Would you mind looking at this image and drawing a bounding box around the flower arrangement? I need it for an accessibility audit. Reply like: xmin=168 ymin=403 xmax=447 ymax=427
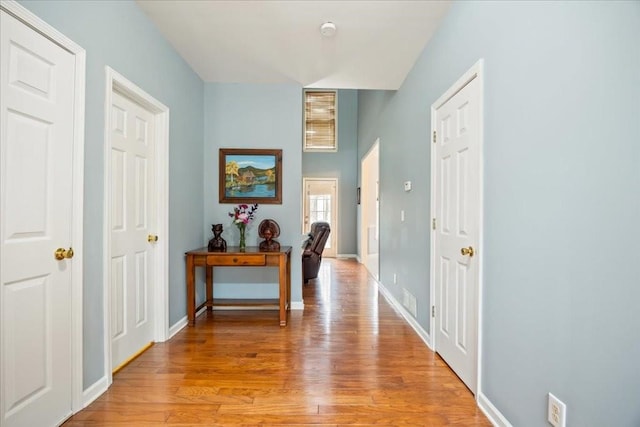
xmin=228 ymin=204 xmax=258 ymax=250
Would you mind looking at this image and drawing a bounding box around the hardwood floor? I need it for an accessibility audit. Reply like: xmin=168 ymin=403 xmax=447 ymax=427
xmin=64 ymin=258 xmax=491 ymax=426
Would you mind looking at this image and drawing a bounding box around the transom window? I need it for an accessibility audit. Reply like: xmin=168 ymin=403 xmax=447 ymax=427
xmin=304 ymin=90 xmax=337 ymax=152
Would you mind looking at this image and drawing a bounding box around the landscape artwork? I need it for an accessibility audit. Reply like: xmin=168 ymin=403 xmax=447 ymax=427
xmin=219 ymin=148 xmax=283 ymax=204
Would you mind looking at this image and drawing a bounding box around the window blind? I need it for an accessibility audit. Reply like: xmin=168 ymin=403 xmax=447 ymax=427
xmin=304 ymin=91 xmax=336 ymax=151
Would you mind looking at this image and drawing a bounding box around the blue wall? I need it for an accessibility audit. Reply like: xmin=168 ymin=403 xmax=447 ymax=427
xmin=203 ymin=83 xmax=303 ymax=303
xmin=358 ymin=1 xmax=640 ymax=425
xmin=19 ymin=0 xmax=205 ymax=388
xmin=302 ymin=89 xmax=358 ymax=255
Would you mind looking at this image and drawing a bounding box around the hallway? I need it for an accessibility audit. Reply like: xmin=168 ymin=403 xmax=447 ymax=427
xmin=64 ymin=259 xmax=490 ymax=425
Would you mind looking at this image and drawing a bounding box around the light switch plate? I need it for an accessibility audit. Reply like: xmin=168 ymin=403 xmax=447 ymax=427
xmin=404 ymin=181 xmax=412 ymax=192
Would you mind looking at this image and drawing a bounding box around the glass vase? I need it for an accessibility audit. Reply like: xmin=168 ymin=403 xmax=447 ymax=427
xmin=238 ymin=225 xmax=246 ymax=251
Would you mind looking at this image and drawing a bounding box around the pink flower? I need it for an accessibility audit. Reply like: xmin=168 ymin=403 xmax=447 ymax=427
xmin=228 ymin=204 xmax=258 ymax=228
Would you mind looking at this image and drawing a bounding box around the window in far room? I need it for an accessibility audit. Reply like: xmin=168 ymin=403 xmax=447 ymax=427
xmin=304 ymin=90 xmax=337 ymax=152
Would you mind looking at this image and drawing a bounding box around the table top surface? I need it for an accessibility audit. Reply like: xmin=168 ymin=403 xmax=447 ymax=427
xmin=186 ymin=246 xmax=292 ymax=255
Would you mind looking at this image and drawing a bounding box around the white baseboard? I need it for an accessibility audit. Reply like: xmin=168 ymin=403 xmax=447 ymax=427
xmin=377 ymin=281 xmax=433 ymax=350
xmin=168 ymin=306 xmax=207 ymax=339
xmin=82 ymin=375 xmax=109 ymax=408
xmin=377 ymin=279 xmax=510 ymax=427
xmin=478 ymin=392 xmax=512 ymax=427
xmin=168 ymin=302 xmax=303 ymax=337
xmin=337 ymin=253 xmax=357 ymax=259
xmin=168 ymin=316 xmax=187 ymax=339
xmin=208 ymin=301 xmax=304 ymax=311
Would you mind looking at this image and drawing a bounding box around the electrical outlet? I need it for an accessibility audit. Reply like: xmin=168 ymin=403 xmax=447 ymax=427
xmin=400 ymin=210 xmax=405 ymax=222
xmin=548 ymin=393 xmax=566 ymax=427
xmin=393 ymin=273 xmax=397 ymax=284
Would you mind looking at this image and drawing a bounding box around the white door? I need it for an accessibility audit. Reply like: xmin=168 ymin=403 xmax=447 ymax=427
xmin=303 ymin=178 xmax=337 ymax=257
xmin=432 ymin=71 xmax=481 ymax=393
xmin=360 ymin=141 xmax=379 ymax=280
xmin=1 ymin=10 xmax=75 ymax=426
xmin=109 ymin=90 xmax=156 ymax=370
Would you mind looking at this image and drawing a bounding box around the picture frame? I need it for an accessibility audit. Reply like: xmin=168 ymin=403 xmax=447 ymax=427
xmin=219 ymin=148 xmax=283 ymax=204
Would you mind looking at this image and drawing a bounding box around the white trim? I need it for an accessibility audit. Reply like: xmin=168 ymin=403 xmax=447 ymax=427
xmin=0 ymin=0 xmax=86 ymax=414
xmin=81 ymin=376 xmax=109 ymax=408
xmin=168 ymin=305 xmax=207 ymax=339
xmin=475 ymin=60 xmax=486 ymax=401
xmin=430 ymin=59 xmax=484 ymax=394
xmin=336 ymin=253 xmax=357 ymax=259
xmin=168 ymin=301 xmax=304 ymax=339
xmin=103 ymin=67 xmax=170 ymax=388
xmin=169 ymin=317 xmax=189 ymax=339
xmin=377 ymin=280 xmax=433 ymax=350
xmin=478 ymin=392 xmax=513 ymax=427
xmin=303 ymin=89 xmax=338 ymax=153
xmin=208 ymin=301 xmax=305 ymax=312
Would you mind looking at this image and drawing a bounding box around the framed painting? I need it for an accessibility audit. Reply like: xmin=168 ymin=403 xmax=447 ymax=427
xmin=219 ymin=148 xmax=283 ymax=204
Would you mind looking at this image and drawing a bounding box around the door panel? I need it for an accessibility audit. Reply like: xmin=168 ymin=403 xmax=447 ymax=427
xmin=110 ymin=91 xmax=156 ymax=369
xmin=1 ymin=10 xmax=75 ymax=426
xmin=434 ymin=76 xmax=480 ymax=393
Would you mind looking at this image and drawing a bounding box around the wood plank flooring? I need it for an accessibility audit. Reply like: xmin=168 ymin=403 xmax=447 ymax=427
xmin=64 ymin=258 xmax=491 ymax=426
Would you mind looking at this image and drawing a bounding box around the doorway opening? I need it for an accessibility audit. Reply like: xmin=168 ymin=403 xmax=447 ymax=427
xmin=430 ymin=60 xmax=484 ymax=394
xmin=303 ymin=177 xmax=338 ymax=258
xmin=360 ymin=140 xmax=379 ymax=280
xmin=0 ymin=2 xmax=86 ymax=424
xmin=103 ymin=67 xmax=169 ymax=384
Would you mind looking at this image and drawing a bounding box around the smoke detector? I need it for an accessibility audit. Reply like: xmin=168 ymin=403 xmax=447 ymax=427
xmin=320 ymin=22 xmax=337 ymax=37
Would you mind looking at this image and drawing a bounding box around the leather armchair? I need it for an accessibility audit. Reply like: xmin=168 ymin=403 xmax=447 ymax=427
xmin=302 ymin=222 xmax=331 ymax=283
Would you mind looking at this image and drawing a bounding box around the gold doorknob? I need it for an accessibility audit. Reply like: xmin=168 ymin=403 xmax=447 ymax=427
xmin=148 ymin=235 xmax=158 ymax=243
xmin=54 ymin=247 xmax=74 ymax=260
xmin=461 ymin=246 xmax=475 ymax=257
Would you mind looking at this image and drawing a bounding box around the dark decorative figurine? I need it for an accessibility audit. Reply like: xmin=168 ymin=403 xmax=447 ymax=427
xmin=207 ymin=224 xmax=227 ymax=252
xmin=258 ymin=219 xmax=281 ymax=251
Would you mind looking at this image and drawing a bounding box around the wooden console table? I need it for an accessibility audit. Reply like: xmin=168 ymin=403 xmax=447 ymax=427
xmin=185 ymin=246 xmax=292 ymax=326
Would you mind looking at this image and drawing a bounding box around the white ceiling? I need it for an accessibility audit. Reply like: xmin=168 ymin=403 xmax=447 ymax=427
xmin=135 ymin=0 xmax=451 ymax=90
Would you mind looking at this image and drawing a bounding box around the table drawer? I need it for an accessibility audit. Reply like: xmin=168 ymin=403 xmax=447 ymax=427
xmin=207 ymin=254 xmax=266 ymax=266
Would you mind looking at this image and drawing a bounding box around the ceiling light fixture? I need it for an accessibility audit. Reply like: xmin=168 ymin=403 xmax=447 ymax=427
xmin=320 ymin=22 xmax=337 ymax=38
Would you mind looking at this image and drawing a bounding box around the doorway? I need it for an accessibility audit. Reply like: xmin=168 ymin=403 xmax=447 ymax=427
xmin=103 ymin=68 xmax=169 ymax=380
xmin=303 ymin=178 xmax=338 ymax=258
xmin=430 ymin=60 xmax=484 ymax=394
xmin=360 ymin=141 xmax=379 ymax=280
xmin=0 ymin=3 xmax=85 ymax=425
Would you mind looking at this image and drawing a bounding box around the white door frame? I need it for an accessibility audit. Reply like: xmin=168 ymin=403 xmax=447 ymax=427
xmin=429 ymin=59 xmax=484 ymax=396
xmin=103 ymin=67 xmax=169 ymax=384
xmin=0 ymin=0 xmax=85 ymax=413
xmin=359 ymin=139 xmax=379 ymax=279
xmin=302 ymin=177 xmax=339 ymax=257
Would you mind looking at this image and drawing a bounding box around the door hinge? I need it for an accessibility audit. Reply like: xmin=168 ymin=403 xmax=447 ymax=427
xmin=432 ymin=218 xmax=436 ymax=230
xmin=432 ymin=305 xmax=436 ymax=317
xmin=432 ymin=130 xmax=436 ymax=144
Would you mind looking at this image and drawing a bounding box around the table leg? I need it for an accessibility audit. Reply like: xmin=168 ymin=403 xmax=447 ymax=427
xmin=279 ymin=253 xmax=287 ymax=326
xmin=206 ymin=266 xmax=213 ymax=311
xmin=186 ymin=254 xmax=195 ymax=326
